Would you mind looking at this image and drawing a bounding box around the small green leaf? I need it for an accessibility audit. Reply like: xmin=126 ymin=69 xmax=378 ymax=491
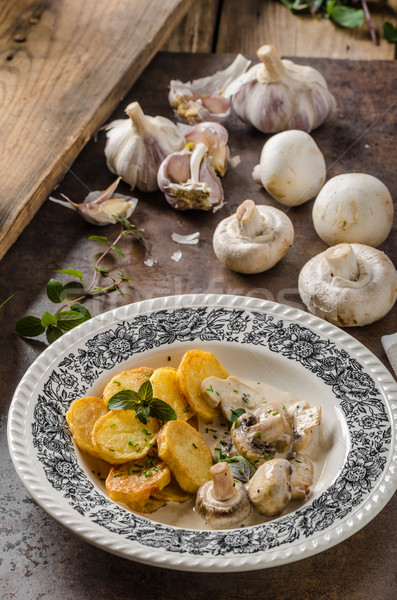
xmin=46 ymin=325 xmax=64 ymax=344
xmin=149 ymin=399 xmax=177 ymax=422
xmin=111 ymin=245 xmax=125 ymax=258
xmin=69 ymin=303 xmax=91 ymax=320
xmin=231 ymin=407 xmax=246 ymax=426
xmin=54 ymin=268 xmax=84 ymax=280
xmin=383 ymin=21 xmax=397 ymax=43
xmin=41 ymin=311 xmax=58 ymax=327
xmin=89 ymin=235 xmax=110 ymax=244
xmin=15 ymin=315 xmax=45 ymax=337
xmin=56 ymin=310 xmax=87 ymax=331
xmin=138 ymin=380 xmax=153 ymax=403
xmin=134 ymin=404 xmax=151 ymax=425
xmin=60 ymin=281 xmax=86 ymax=302
xmin=46 ymin=279 xmax=65 ymax=303
xmin=330 ymin=6 xmax=364 ymax=28
xmin=93 ymin=265 xmax=109 ymax=275
xmin=107 ymin=390 xmax=140 ymax=410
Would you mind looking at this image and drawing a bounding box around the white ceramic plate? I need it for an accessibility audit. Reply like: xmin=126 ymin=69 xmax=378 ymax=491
xmin=8 ymin=294 xmax=397 ymax=572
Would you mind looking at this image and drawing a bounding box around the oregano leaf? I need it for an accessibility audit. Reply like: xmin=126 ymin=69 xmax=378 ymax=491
xmin=383 ymin=21 xmax=397 ymax=43
xmin=89 ymin=235 xmax=109 ymax=244
xmin=149 ymin=399 xmax=177 ymax=422
xmin=231 ymin=407 xmax=246 ymax=426
xmin=107 ymin=390 xmax=141 ymax=410
xmin=55 ymin=268 xmax=84 ymax=280
xmin=138 ymin=380 xmax=153 ymax=403
xmin=15 ymin=316 xmax=45 ymax=337
xmin=330 ymin=6 xmax=364 ymax=28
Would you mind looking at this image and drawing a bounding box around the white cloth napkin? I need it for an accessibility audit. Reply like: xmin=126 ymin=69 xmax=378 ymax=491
xmin=381 ymin=333 xmax=397 ymax=378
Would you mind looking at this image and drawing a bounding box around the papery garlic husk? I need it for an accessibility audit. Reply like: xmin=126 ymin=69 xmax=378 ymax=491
xmin=230 ymin=45 xmax=336 ymax=133
xmin=184 ymin=122 xmax=229 ymax=176
xmin=104 ymin=101 xmax=185 ymax=192
xmin=49 ymin=177 xmax=138 ymax=226
xmin=169 ymin=54 xmax=251 ymax=124
xmin=157 ymin=142 xmax=224 ymax=212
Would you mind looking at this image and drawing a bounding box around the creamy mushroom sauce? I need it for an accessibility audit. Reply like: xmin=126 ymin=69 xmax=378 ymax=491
xmin=144 ymin=377 xmax=326 ymax=530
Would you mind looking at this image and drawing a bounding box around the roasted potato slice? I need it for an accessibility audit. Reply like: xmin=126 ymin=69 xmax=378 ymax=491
xmin=103 ymin=367 xmax=154 ymax=405
xmin=128 ymin=497 xmax=166 ymax=513
xmin=66 ymin=396 xmax=109 ymax=459
xmin=150 ymin=366 xmax=194 ymax=420
xmin=106 ymin=456 xmax=170 ymax=505
xmin=92 ymin=410 xmax=159 ymax=464
xmin=157 ymin=420 xmax=213 ymax=493
xmin=177 ymin=350 xmax=229 ymax=421
xmin=153 ymin=476 xmax=192 ymax=503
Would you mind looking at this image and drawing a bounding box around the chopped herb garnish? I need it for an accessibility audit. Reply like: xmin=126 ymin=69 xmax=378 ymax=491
xmin=113 ymin=473 xmax=123 ymax=478
xmin=282 ymin=405 xmax=286 ymax=410
xmin=108 ymin=448 xmax=115 ymax=452
xmin=110 ymin=423 xmax=116 ymax=428
xmin=295 ymin=459 xmax=302 ymax=463
xmin=192 ymin=443 xmax=198 ymax=449
xmin=128 ymin=440 xmax=134 ymax=446
xmin=272 ymin=411 xmax=279 ymax=416
xmin=242 ymin=396 xmax=248 ymax=403
xmin=183 ymin=406 xmax=189 ymax=413
xmin=114 ymin=381 xmax=121 ymax=386
xmin=141 ymin=429 xmax=152 ymax=435
xmin=167 ymin=356 xmax=171 ymax=361
xmin=264 ymin=452 xmax=269 ymax=460
xmin=233 ymin=389 xmax=238 ymax=393
xmin=209 ymin=428 xmax=217 ymax=433
xmin=215 ymin=391 xmax=220 ymax=396
xmin=99 ymin=477 xmax=106 ymax=481
xmin=144 ymin=470 xmax=153 ymax=477
xmin=206 ymin=384 xmax=213 ymax=392
xmin=258 ymin=432 xmax=262 ymax=439
xmin=128 ymin=465 xmax=132 ymax=475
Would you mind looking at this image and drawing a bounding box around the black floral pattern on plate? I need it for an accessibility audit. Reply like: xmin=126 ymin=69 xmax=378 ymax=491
xmin=32 ymin=308 xmax=391 ymax=555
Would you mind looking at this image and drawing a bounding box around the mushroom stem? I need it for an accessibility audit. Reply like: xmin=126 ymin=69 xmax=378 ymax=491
xmin=256 ymin=45 xmax=286 ymax=83
xmin=324 ymin=243 xmax=359 ymax=281
xmin=236 ymin=199 xmax=265 ymax=237
xmin=210 ymin=462 xmax=235 ymax=501
xmin=190 ymin=143 xmax=208 ymax=184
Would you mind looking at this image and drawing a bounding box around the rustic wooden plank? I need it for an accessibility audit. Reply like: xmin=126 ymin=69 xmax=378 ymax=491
xmin=0 ymin=0 xmax=196 ymax=261
xmin=216 ymin=0 xmax=397 ymax=59
xmin=163 ymin=0 xmax=220 ymax=52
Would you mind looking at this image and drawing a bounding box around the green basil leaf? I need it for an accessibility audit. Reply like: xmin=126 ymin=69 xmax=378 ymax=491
xmin=41 ymin=311 xmax=58 ymax=327
xmin=149 ymin=399 xmax=177 ymax=422
xmin=331 ymin=6 xmax=364 ymax=28
xmin=383 ymin=22 xmax=397 ymax=43
xmin=15 ymin=315 xmax=45 ymax=337
xmin=138 ymin=380 xmax=153 ymax=403
xmin=69 ymin=303 xmax=91 ymax=320
xmin=46 ymin=325 xmax=64 ymax=344
xmin=56 ymin=310 xmax=87 ymax=331
xmin=46 ymin=279 xmax=65 ymax=303
xmin=231 ymin=407 xmax=246 ymax=426
xmin=111 ymin=245 xmax=125 ymax=258
xmin=107 ymin=390 xmax=140 ymax=410
xmin=134 ymin=404 xmax=151 ymax=425
xmin=54 ymin=268 xmax=84 ymax=280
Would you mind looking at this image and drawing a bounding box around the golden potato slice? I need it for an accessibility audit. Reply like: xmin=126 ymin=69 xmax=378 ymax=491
xmin=157 ymin=420 xmax=213 ymax=493
xmin=106 ymin=456 xmax=170 ymax=505
xmin=103 ymin=367 xmax=154 ymax=405
xmin=150 ymin=367 xmax=194 ymax=421
xmin=153 ymin=476 xmax=192 ymax=503
xmin=177 ymin=350 xmax=229 ymax=421
xmin=92 ymin=410 xmax=159 ymax=464
xmin=128 ymin=497 xmax=166 ymax=513
xmin=66 ymin=396 xmax=109 ymax=459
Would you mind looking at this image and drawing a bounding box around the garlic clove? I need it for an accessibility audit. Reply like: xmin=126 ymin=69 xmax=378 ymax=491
xmin=169 ymin=54 xmax=251 ymax=124
xmin=104 ymin=101 xmax=185 ymax=192
xmin=157 ymin=142 xmax=224 ymax=212
xmin=184 ymin=122 xmax=229 ymax=176
xmin=49 ymin=177 xmax=138 ymax=226
xmin=230 ymin=45 xmax=336 ymax=133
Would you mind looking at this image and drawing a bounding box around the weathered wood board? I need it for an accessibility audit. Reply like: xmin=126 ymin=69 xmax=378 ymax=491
xmin=0 ymin=0 xmax=195 ymax=260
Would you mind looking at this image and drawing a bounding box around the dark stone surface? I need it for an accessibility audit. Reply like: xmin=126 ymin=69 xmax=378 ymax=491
xmin=1 ymin=53 xmax=396 ymax=599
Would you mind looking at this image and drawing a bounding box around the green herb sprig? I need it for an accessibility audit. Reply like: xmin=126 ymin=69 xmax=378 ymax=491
xmin=107 ymin=380 xmax=177 ymax=425
xmin=15 ymin=216 xmax=142 ymax=344
xmin=280 ymin=1 xmax=397 ymax=44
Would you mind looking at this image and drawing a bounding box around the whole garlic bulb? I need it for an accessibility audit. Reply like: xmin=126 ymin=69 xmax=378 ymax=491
xmin=105 ymin=101 xmax=185 ymax=192
xmin=230 ymin=45 xmax=336 ymax=133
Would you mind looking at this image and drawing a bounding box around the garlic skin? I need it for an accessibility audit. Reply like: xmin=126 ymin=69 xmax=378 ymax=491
xmin=169 ymin=54 xmax=251 ymax=124
xmin=298 ymin=243 xmax=397 ymax=326
xmin=104 ymin=101 xmax=185 ymax=192
xmin=253 ymin=130 xmax=326 ymax=207
xmin=49 ymin=177 xmax=138 ymax=226
xmin=231 ymin=45 xmax=336 ymax=133
xmin=184 ymin=122 xmax=229 ymax=176
xmin=157 ymin=142 xmax=224 ymax=212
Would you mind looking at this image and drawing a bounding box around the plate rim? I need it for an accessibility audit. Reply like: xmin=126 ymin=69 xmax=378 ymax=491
xmin=7 ymin=293 xmax=397 ymax=572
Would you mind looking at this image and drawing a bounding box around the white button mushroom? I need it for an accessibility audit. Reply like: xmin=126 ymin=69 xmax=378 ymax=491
xmin=252 ymin=130 xmax=326 ymax=207
xmin=289 ymin=454 xmax=314 ymax=501
xmin=248 ymin=458 xmax=292 ymax=517
xmin=298 ymin=243 xmax=397 ymax=326
xmin=312 ymin=173 xmax=394 ymax=247
xmin=196 ymin=462 xmax=251 ymax=529
xmin=212 ymin=199 xmax=294 ymax=274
